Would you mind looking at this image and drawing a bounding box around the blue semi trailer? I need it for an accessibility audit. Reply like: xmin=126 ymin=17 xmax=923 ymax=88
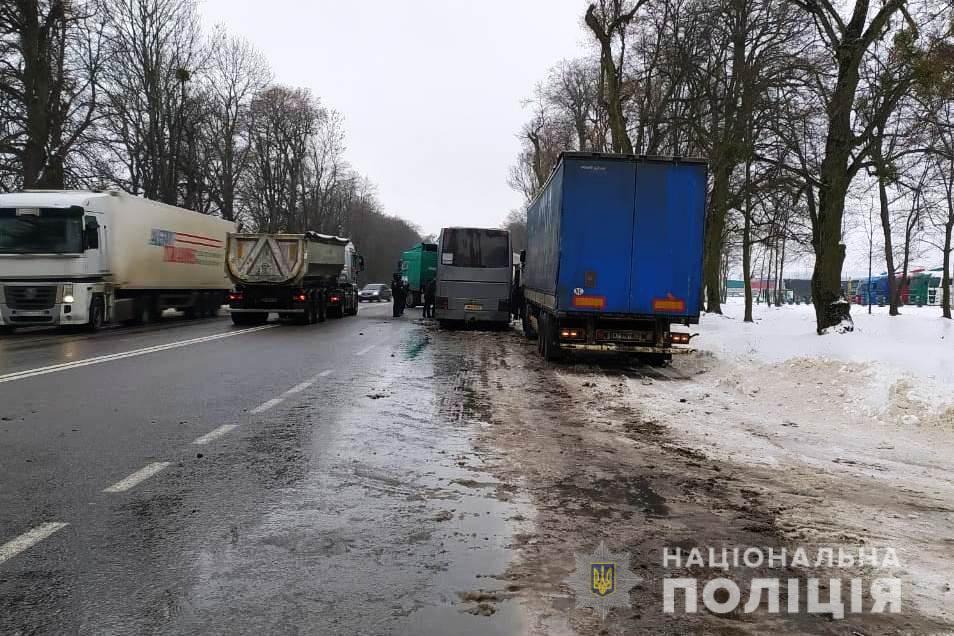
xmin=520 ymin=152 xmax=708 ymax=362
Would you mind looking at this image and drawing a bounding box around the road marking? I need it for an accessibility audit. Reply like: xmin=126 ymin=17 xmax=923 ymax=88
xmin=192 ymin=424 xmax=238 ymax=445
xmin=0 ymin=522 xmax=69 ymax=565
xmin=283 ymin=381 xmax=313 ymax=396
xmin=355 ymin=344 xmax=376 ymax=356
xmin=250 ymin=398 xmax=283 ymax=414
xmin=103 ymin=462 xmax=172 ymax=493
xmin=317 ymin=369 xmax=333 ymax=378
xmin=0 ymin=325 xmax=276 ymax=385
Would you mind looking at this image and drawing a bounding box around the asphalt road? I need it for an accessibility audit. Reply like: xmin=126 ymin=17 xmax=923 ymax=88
xmin=0 ymin=303 xmax=528 ymax=635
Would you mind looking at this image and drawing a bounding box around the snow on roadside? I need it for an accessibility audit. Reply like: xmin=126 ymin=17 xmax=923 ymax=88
xmin=699 ymin=299 xmax=954 ymax=425
xmin=635 ymin=299 xmax=954 ymax=623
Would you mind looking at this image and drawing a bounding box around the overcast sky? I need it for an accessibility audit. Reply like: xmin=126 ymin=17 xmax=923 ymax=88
xmin=198 ymin=0 xmax=588 ymax=237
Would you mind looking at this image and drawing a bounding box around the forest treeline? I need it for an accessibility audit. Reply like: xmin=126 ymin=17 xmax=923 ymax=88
xmin=0 ymin=0 xmax=419 ymax=282
xmin=511 ymin=0 xmax=954 ymax=331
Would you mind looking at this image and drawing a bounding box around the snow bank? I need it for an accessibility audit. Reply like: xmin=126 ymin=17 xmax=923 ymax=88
xmin=698 ymin=299 xmax=954 ymax=418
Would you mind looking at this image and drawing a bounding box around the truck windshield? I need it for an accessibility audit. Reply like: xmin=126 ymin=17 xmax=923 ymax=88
xmin=0 ymin=208 xmax=84 ymax=254
xmin=442 ymin=229 xmax=510 ymax=268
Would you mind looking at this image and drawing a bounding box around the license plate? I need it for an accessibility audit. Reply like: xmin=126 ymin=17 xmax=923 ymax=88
xmin=261 ymin=297 xmax=277 ymax=303
xmin=464 ymin=304 xmax=483 ymax=311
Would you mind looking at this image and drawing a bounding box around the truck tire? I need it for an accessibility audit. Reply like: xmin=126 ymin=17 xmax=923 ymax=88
xmin=540 ymin=313 xmax=560 ymax=361
xmin=86 ymin=297 xmax=105 ymax=332
xmin=522 ymin=311 xmax=537 ymax=340
xmin=208 ymin=293 xmax=221 ymax=317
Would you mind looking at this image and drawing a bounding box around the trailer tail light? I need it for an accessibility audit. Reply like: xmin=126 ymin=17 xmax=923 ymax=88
xmin=559 ymin=328 xmax=584 ymax=340
xmin=228 ymin=291 xmax=243 ymax=302
xmin=671 ymin=332 xmax=691 ymax=345
xmin=653 ymin=294 xmax=686 ymax=313
xmin=437 ymin=296 xmax=448 ymax=309
xmin=571 ymin=295 xmax=606 ymax=309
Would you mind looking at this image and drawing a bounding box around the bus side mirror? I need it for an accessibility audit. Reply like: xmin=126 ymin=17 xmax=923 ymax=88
xmin=84 ymin=218 xmax=100 ymax=250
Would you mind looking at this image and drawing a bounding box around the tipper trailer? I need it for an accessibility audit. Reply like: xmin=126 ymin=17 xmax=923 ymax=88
xmin=521 ymin=152 xmax=707 ymax=362
xmin=225 ymin=231 xmax=362 ymax=326
xmin=0 ymin=190 xmax=236 ymax=332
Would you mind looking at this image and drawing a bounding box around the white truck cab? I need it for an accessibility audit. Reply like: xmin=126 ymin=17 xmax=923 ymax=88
xmin=0 ymin=191 xmax=107 ymax=330
xmin=0 ymin=190 xmax=235 ymax=332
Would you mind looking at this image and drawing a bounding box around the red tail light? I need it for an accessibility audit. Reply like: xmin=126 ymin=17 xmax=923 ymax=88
xmin=330 ymin=295 xmax=340 ymax=303
xmin=293 ymin=292 xmax=307 ymax=302
xmin=671 ymin=332 xmax=691 ymax=345
xmin=228 ymin=291 xmax=243 ymax=302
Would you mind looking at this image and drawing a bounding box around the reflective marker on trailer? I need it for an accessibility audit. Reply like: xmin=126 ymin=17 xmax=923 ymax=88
xmin=571 ymin=295 xmax=606 ymax=309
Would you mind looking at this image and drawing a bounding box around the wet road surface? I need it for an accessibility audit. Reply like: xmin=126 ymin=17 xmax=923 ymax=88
xmin=3 ymin=306 xmax=951 ymax=635
xmin=0 ymin=304 xmax=530 ymax=635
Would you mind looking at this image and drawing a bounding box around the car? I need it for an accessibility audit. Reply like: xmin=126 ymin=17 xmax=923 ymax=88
xmin=359 ymin=283 xmax=392 ymax=302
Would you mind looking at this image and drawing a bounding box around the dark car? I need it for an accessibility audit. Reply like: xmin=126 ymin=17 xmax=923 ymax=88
xmin=358 ymin=283 xmax=392 ymax=302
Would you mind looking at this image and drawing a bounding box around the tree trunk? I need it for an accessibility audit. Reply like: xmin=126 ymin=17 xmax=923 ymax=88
xmin=585 ymin=4 xmax=634 ymax=155
xmin=877 ymin=173 xmax=899 ymax=315
xmin=703 ymin=162 xmax=731 ymax=313
xmin=810 ymin=126 xmax=853 ymax=332
xmin=943 ymin=217 xmax=952 ymax=319
xmin=743 ymin=159 xmax=753 ymax=323
xmin=19 ymin=0 xmax=52 ymax=188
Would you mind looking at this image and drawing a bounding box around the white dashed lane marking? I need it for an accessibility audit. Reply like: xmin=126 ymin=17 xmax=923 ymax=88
xmin=103 ymin=462 xmax=172 ymax=493
xmin=0 ymin=523 xmax=69 ymax=566
xmin=0 ymin=325 xmax=276 ymax=385
xmin=192 ymin=424 xmax=239 ymax=445
xmin=250 ymin=398 xmax=283 ymax=414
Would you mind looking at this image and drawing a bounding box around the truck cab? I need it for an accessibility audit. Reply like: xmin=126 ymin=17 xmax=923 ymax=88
xmin=0 ymin=193 xmax=107 ymax=331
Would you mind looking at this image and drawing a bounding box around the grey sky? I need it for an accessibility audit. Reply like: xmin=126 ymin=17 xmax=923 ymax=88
xmin=199 ymin=0 xmax=588 ymax=237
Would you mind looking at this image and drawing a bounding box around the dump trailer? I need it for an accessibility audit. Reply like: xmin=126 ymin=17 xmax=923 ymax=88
xmin=0 ymin=190 xmax=235 ymax=332
xmin=522 ymin=152 xmax=707 ymax=362
xmin=226 ymin=231 xmax=361 ymax=325
xmin=400 ymin=242 xmax=438 ymax=307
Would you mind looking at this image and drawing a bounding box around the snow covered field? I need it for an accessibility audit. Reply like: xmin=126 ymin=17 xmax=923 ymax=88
xmin=644 ymin=299 xmax=954 ymax=623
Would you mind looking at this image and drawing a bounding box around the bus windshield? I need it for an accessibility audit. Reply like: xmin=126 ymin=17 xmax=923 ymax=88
xmin=441 ymin=228 xmax=510 ymax=268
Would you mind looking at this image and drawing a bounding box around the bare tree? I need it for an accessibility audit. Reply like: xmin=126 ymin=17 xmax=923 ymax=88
xmin=584 ymin=0 xmax=647 ymax=153
xmin=0 ymin=0 xmax=102 ymax=188
xmin=201 ymin=30 xmax=270 ymax=221
xmin=96 ymin=0 xmax=206 ymax=203
xmin=788 ymin=0 xmax=926 ymax=332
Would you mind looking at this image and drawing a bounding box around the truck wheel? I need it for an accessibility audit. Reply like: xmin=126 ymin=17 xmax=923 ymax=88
xmin=540 ymin=314 xmax=560 ymax=361
xmin=231 ymin=313 xmax=249 ymax=326
xmin=208 ymin=294 xmax=221 ymax=317
xmin=86 ymin=297 xmax=105 ymax=332
xmin=522 ymin=311 xmax=537 ymax=340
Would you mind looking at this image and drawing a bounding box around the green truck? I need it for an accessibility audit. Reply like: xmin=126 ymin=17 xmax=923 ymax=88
xmin=400 ymin=242 xmax=438 ymax=307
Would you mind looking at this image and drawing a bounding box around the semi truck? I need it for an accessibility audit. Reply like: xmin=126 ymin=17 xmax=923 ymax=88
xmin=0 ymin=190 xmax=236 ymax=332
xmin=225 ymin=231 xmax=362 ymax=325
xmin=399 ymin=242 xmax=438 ymax=307
xmin=521 ymin=152 xmax=707 ymax=363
